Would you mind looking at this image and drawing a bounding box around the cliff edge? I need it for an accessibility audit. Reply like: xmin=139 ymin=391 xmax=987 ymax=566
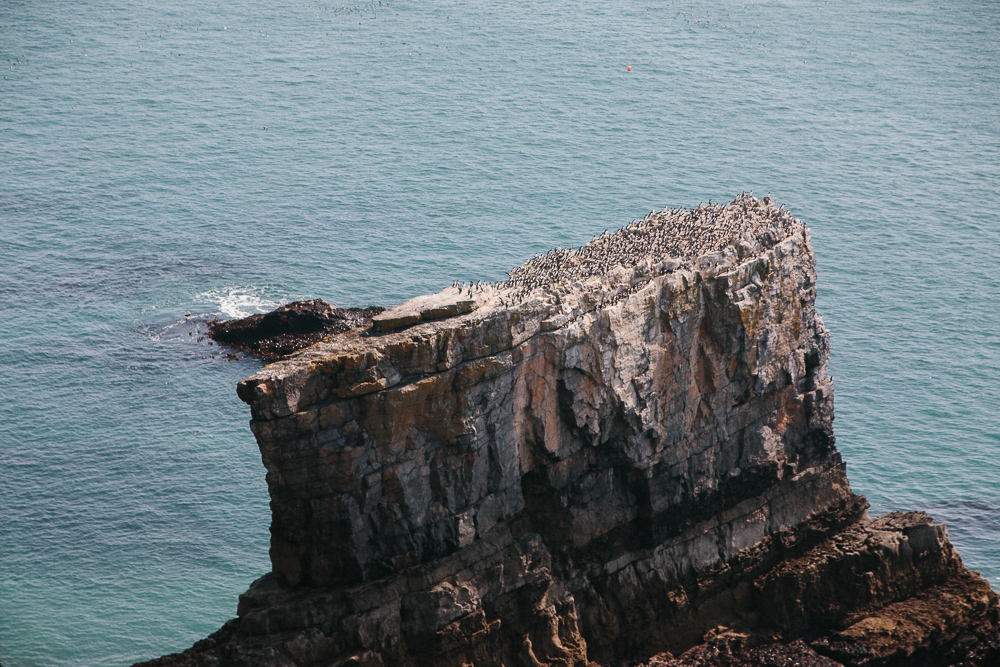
xmin=139 ymin=195 xmax=999 ymax=666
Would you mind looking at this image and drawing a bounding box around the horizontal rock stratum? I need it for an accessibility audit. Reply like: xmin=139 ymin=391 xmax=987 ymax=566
xmin=140 ymin=195 xmax=999 ymax=666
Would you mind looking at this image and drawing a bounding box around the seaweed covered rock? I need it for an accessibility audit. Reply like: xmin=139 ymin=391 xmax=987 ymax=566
xmin=207 ymin=299 xmax=383 ymax=360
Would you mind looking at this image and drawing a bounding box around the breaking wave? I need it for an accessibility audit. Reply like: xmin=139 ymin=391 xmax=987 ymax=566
xmin=196 ymin=286 xmax=283 ymax=319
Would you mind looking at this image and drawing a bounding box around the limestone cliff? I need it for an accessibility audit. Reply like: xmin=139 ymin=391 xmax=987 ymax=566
xmin=139 ymin=195 xmax=999 ymax=666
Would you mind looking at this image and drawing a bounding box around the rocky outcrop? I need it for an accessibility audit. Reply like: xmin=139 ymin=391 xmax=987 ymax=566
xmin=208 ymin=299 xmax=384 ymax=360
xmin=140 ymin=196 xmax=999 ymax=666
xmin=643 ymin=512 xmax=1000 ymax=665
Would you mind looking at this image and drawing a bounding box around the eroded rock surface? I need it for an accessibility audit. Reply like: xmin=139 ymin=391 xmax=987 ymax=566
xmin=643 ymin=512 xmax=1000 ymax=666
xmin=140 ymin=196 xmax=999 ymax=666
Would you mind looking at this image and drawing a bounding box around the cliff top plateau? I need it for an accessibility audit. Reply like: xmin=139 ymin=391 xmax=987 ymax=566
xmin=140 ymin=195 xmax=999 ymax=667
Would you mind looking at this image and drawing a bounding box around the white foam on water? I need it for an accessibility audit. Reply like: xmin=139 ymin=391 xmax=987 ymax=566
xmin=196 ymin=286 xmax=282 ymax=319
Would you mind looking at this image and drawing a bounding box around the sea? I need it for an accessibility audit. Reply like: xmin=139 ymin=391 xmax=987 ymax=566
xmin=1 ymin=1 xmax=998 ymax=664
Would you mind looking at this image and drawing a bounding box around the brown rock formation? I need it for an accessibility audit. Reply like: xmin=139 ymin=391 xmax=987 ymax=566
xmin=139 ymin=196 xmax=999 ymax=666
xmin=643 ymin=512 xmax=1000 ymax=666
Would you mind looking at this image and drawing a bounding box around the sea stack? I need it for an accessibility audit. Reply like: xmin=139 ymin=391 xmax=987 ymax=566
xmin=140 ymin=195 xmax=999 ymax=666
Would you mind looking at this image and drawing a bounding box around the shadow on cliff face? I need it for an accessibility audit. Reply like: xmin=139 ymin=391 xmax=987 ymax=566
xmin=207 ymin=299 xmax=383 ymax=360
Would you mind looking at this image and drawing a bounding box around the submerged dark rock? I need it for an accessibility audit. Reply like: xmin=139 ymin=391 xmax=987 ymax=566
xmin=140 ymin=197 xmax=999 ymax=666
xmin=207 ymin=299 xmax=384 ymax=360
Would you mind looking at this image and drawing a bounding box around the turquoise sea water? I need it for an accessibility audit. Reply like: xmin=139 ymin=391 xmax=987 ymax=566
xmin=1 ymin=1 xmax=998 ymax=664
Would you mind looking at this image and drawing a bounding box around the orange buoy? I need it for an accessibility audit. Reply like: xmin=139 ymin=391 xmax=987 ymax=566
xmin=627 ymin=66 xmax=631 ymax=71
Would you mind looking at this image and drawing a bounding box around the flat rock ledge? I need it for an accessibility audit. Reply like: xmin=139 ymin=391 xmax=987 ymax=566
xmin=370 ymin=292 xmax=477 ymax=334
xmin=140 ymin=196 xmax=999 ymax=666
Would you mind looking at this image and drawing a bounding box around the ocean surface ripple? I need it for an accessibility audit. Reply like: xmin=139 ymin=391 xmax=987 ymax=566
xmin=1 ymin=1 xmax=998 ymax=664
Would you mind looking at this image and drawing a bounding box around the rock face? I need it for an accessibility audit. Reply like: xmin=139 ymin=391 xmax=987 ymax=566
xmin=140 ymin=196 xmax=999 ymax=666
xmin=207 ymin=300 xmax=384 ymax=360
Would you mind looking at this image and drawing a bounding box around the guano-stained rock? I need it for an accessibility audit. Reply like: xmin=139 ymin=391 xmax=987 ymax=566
xmin=139 ymin=196 xmax=999 ymax=667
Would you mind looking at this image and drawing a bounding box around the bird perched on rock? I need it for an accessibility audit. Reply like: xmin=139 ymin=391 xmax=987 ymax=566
xmin=483 ymin=194 xmax=792 ymax=315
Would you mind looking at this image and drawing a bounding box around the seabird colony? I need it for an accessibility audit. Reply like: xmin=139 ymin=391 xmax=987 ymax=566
xmin=457 ymin=193 xmax=798 ymax=308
